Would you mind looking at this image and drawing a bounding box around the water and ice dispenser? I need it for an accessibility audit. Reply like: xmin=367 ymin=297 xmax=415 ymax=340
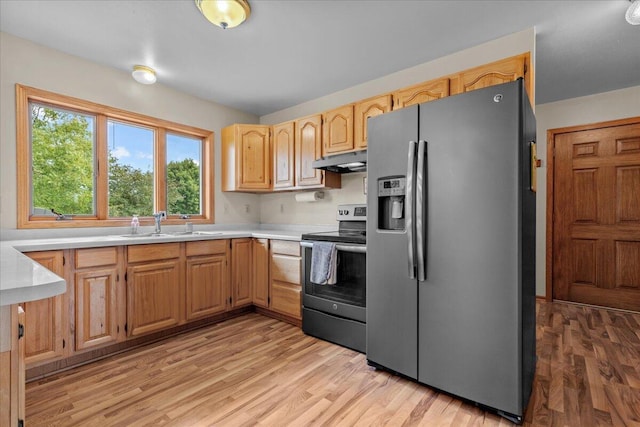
xmin=377 ymin=177 xmax=406 ymax=231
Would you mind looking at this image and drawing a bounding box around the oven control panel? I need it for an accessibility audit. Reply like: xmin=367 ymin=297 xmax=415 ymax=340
xmin=337 ymin=204 xmax=367 ymax=221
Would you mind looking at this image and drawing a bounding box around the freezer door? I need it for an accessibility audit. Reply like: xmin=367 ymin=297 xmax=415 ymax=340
xmin=417 ymin=81 xmax=525 ymax=416
xmin=367 ymin=106 xmax=419 ymax=379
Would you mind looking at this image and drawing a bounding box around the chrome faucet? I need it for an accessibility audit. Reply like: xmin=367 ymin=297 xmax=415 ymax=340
xmin=153 ymin=211 xmax=166 ymax=233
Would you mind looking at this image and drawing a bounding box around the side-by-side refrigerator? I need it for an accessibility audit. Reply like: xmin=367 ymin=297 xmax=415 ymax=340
xmin=366 ymin=80 xmax=536 ymax=424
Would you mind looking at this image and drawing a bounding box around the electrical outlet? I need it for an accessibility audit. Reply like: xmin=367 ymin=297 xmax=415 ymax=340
xmin=244 ymin=204 xmax=250 ymax=213
xmin=280 ymin=204 xmax=284 ymax=213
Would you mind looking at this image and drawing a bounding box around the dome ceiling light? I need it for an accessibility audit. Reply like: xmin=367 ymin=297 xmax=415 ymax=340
xmin=627 ymin=0 xmax=640 ymax=25
xmin=132 ymin=65 xmax=157 ymax=85
xmin=195 ymin=0 xmax=251 ymax=29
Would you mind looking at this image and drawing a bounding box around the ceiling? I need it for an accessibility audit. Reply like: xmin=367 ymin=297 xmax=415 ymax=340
xmin=1 ymin=1 xmax=638 ymax=117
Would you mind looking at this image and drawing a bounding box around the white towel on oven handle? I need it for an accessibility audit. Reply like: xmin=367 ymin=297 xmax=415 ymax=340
xmin=310 ymin=242 xmax=337 ymax=285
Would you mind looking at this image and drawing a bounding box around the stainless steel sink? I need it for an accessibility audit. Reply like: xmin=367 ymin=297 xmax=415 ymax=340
xmin=166 ymin=231 xmax=223 ymax=236
xmin=119 ymin=232 xmax=169 ymax=238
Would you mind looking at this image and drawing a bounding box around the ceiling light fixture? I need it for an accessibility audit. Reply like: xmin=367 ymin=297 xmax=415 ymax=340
xmin=132 ymin=65 xmax=157 ymax=85
xmin=627 ymin=0 xmax=640 ymax=25
xmin=195 ymin=0 xmax=251 ymax=29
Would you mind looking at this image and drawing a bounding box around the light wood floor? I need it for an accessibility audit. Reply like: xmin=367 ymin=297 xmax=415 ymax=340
xmin=25 ymin=300 xmax=640 ymax=426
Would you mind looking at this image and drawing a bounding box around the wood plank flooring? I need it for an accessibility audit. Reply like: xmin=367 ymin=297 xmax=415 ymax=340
xmin=25 ymin=300 xmax=640 ymax=426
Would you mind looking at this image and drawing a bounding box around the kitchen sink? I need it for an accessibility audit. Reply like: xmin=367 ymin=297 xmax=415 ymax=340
xmin=118 ymin=232 xmax=169 ymax=238
xmin=167 ymin=231 xmax=223 ymax=236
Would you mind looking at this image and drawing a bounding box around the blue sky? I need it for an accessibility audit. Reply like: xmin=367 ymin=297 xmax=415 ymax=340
xmin=108 ymin=121 xmax=200 ymax=171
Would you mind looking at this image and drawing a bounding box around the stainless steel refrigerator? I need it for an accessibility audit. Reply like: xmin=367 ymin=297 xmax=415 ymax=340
xmin=366 ymin=80 xmax=536 ymax=424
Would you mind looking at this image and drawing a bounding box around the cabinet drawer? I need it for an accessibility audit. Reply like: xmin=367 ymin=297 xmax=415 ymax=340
xmin=128 ymin=243 xmax=180 ymax=263
xmin=271 ymin=281 xmax=301 ymax=319
xmin=271 ymin=254 xmax=300 ymax=284
xmin=270 ymin=240 xmax=300 ymax=257
xmin=75 ymin=247 xmax=117 ymax=268
xmin=186 ymin=239 xmax=227 ymax=257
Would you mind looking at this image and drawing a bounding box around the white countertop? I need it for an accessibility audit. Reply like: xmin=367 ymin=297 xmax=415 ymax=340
xmin=0 ymin=226 xmax=331 ymax=306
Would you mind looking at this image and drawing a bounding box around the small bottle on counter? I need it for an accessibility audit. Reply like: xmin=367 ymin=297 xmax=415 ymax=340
xmin=131 ymin=215 xmax=139 ymax=234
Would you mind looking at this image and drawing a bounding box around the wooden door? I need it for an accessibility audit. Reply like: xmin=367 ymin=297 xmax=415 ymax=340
xmin=231 ymin=239 xmax=253 ymax=307
xmin=252 ymin=239 xmax=270 ymax=308
xmin=552 ymin=120 xmax=640 ymax=311
xmin=75 ymin=268 xmax=118 ymax=350
xmin=354 ymin=94 xmax=392 ymax=149
xmin=185 ymin=255 xmax=227 ymax=320
xmin=295 ymin=114 xmax=324 ymax=187
xmin=126 ymin=260 xmax=181 ymax=337
xmin=322 ymin=105 xmax=354 ymax=155
xmin=238 ymin=125 xmax=271 ymax=190
xmin=22 ymin=251 xmax=67 ymax=366
xmin=393 ymin=78 xmax=450 ymax=110
xmin=272 ymin=121 xmax=295 ymax=189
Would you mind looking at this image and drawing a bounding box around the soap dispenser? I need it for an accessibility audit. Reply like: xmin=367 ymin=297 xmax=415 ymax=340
xmin=130 ymin=215 xmax=139 ymax=235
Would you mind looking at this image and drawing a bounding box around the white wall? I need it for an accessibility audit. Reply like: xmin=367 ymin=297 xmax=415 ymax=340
xmin=0 ymin=32 xmax=261 ymax=236
xmin=258 ymin=28 xmax=535 ymax=226
xmin=534 ymin=85 xmax=640 ymax=296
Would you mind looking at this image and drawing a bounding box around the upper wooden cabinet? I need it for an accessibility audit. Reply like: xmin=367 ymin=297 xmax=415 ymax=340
xmin=222 ymin=124 xmax=271 ymax=192
xmin=322 ymin=104 xmax=354 ymax=156
xmin=272 ymin=121 xmax=295 ymax=189
xmin=354 ymin=94 xmax=392 ymax=149
xmin=393 ymin=78 xmax=450 ymax=110
xmin=22 ymin=251 xmax=68 ymax=368
xmin=451 ymin=54 xmax=531 ymax=103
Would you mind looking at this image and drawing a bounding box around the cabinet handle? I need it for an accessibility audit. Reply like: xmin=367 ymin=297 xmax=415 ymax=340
xmin=62 ymin=339 xmax=66 ymax=349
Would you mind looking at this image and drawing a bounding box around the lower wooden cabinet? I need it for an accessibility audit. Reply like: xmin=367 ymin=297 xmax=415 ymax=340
xmin=74 ymin=247 xmax=124 ymax=351
xmin=252 ymin=238 xmax=270 ymax=308
xmin=269 ymin=240 xmax=302 ymax=320
xmin=231 ymin=239 xmax=253 ymax=308
xmin=0 ymin=305 xmax=25 ymax=427
xmin=185 ymin=240 xmax=229 ymax=320
xmin=126 ymin=243 xmax=182 ymax=337
xmin=22 ymin=251 xmax=68 ymax=367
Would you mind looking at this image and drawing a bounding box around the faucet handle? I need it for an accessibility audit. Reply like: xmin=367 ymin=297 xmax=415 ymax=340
xmin=154 ymin=211 xmax=167 ymax=220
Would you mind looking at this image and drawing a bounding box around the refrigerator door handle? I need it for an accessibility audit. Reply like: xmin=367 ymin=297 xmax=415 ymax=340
xmin=406 ymin=140 xmax=417 ymax=279
xmin=416 ymin=140 xmax=426 ymax=281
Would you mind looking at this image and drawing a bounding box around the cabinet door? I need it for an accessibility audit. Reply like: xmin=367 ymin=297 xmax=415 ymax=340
xmin=452 ymin=55 xmax=526 ymax=95
xmin=295 ymin=114 xmax=324 ymax=187
xmin=354 ymin=94 xmax=392 ymax=149
xmin=22 ymin=251 xmax=67 ymax=366
xmin=252 ymin=239 xmax=270 ymax=308
xmin=127 ymin=260 xmax=181 ymax=337
xmin=75 ymin=267 xmax=119 ymax=350
xmin=393 ymin=78 xmax=450 ymax=110
xmin=231 ymin=239 xmax=253 ymax=307
xmin=322 ymin=105 xmax=354 ymax=155
xmin=238 ymin=125 xmax=271 ymax=190
xmin=270 ymin=241 xmax=302 ymax=319
xmin=186 ymin=255 xmax=227 ymax=320
xmin=272 ymin=121 xmax=295 ymax=189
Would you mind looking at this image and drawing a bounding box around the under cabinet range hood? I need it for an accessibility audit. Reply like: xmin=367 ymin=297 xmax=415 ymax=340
xmin=312 ymin=150 xmax=367 ymax=173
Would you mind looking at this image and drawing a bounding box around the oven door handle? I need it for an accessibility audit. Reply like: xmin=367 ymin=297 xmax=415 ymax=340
xmin=300 ymin=241 xmax=367 ymax=254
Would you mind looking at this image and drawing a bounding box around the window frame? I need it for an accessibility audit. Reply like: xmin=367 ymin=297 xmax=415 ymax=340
xmin=16 ymin=84 xmax=215 ymax=229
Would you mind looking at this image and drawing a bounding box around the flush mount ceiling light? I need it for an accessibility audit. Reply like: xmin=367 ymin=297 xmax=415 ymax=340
xmin=195 ymin=0 xmax=251 ymax=29
xmin=132 ymin=65 xmax=157 ymax=84
xmin=627 ymin=0 xmax=640 ymax=25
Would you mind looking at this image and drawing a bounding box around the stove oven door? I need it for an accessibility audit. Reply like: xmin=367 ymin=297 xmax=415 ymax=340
xmin=300 ymin=241 xmax=366 ymax=322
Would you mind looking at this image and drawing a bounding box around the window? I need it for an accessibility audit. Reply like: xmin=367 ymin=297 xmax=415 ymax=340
xmin=17 ymin=85 xmax=214 ymax=228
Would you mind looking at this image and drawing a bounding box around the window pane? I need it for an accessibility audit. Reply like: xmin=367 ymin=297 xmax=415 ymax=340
xmin=166 ymin=133 xmax=202 ymax=216
xmin=30 ymin=103 xmax=96 ymax=216
xmin=108 ymin=121 xmax=154 ymax=217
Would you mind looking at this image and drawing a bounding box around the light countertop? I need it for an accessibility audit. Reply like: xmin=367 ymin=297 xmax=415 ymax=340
xmin=0 ymin=225 xmax=333 ymax=307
